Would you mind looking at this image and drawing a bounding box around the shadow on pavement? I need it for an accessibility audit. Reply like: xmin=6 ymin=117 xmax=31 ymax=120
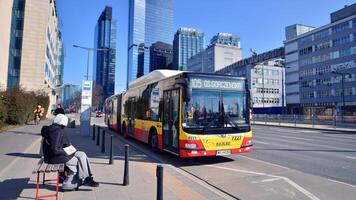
xmin=0 ymin=178 xmax=57 ymax=199
xmin=6 ymin=152 xmax=40 ymax=159
xmin=7 ymin=130 xmax=40 ymax=136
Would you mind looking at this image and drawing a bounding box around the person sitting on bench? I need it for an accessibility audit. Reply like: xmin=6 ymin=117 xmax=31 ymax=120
xmin=41 ymin=114 xmax=99 ymax=190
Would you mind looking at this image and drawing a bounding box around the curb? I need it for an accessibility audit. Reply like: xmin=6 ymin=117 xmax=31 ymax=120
xmin=252 ymin=123 xmax=356 ymax=133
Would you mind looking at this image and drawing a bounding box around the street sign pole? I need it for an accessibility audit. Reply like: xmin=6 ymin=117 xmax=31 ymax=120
xmin=80 ymin=80 xmax=92 ymax=137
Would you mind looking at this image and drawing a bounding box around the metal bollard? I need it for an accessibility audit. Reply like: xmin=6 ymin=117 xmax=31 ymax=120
xmin=92 ymin=124 xmax=96 ymax=141
xmin=96 ymin=127 xmax=100 ymax=146
xmin=109 ymin=135 xmax=114 ymax=165
xmin=123 ymin=144 xmax=129 ymax=186
xmin=101 ymin=130 xmax=106 ymax=153
xmin=156 ymin=165 xmax=164 ymax=200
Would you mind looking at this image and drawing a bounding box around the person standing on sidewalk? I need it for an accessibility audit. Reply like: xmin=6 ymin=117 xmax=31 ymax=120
xmin=41 ymin=114 xmax=99 ymax=190
xmin=54 ymin=104 xmax=65 ymax=116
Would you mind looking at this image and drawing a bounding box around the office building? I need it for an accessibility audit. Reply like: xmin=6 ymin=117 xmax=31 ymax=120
xmin=0 ymin=0 xmax=64 ymax=109
xmin=61 ymin=84 xmax=80 ymax=109
xmin=127 ymin=0 xmax=173 ymax=87
xmin=284 ymin=3 xmax=356 ymax=115
xmin=217 ymin=47 xmax=285 ymax=114
xmin=173 ymin=28 xmax=205 ymax=71
xmin=187 ymin=32 xmax=242 ymax=73
xmin=149 ymin=41 xmax=173 ymax=71
xmin=93 ymin=6 xmax=116 ymax=103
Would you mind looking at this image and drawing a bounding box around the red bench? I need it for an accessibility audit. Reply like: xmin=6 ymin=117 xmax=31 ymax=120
xmin=32 ymin=159 xmax=64 ymax=200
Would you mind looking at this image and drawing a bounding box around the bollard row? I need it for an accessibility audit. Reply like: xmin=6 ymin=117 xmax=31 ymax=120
xmin=89 ymin=126 xmax=162 ymax=198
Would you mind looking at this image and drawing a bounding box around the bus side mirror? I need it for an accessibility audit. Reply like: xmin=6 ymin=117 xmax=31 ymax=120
xmin=175 ymin=78 xmax=191 ymax=102
xmin=183 ymin=86 xmax=192 ymax=102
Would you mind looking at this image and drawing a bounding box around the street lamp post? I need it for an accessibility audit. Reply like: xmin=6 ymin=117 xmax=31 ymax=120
xmin=331 ymin=71 xmax=350 ymax=117
xmin=73 ymin=44 xmax=111 ymax=137
xmin=72 ymin=44 xmax=110 ymax=80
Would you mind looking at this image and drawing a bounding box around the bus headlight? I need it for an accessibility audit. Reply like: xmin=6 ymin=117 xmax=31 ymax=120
xmin=246 ymin=140 xmax=252 ymax=146
xmin=185 ymin=143 xmax=197 ymax=149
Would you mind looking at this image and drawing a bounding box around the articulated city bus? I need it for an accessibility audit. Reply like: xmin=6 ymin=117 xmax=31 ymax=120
xmin=105 ymin=70 xmax=253 ymax=157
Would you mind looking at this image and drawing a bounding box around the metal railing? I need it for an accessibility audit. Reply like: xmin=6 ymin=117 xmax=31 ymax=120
xmin=251 ymin=114 xmax=356 ymax=129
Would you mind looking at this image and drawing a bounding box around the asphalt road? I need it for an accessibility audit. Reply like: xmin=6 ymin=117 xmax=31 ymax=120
xmin=249 ymin=125 xmax=356 ymax=185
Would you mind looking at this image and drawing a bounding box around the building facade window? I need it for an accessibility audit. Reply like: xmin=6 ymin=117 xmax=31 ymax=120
xmin=315 ymin=65 xmax=331 ymax=74
xmin=314 ymin=41 xmax=330 ymax=51
xmin=299 ymin=46 xmax=313 ymax=55
xmin=314 ymin=29 xmax=329 ymax=40
xmin=332 ymin=35 xmax=350 ymax=46
xmin=313 ymin=53 xmax=330 ymax=63
xmin=339 ymin=48 xmax=351 ymax=57
xmin=300 ymin=57 xmax=313 ymax=66
xmin=331 ymin=21 xmax=349 ymax=34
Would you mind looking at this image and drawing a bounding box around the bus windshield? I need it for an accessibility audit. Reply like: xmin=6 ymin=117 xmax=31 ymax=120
xmin=182 ymin=89 xmax=248 ymax=133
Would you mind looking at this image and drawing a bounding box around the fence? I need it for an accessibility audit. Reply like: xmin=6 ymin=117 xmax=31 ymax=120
xmin=251 ymin=114 xmax=356 ymax=129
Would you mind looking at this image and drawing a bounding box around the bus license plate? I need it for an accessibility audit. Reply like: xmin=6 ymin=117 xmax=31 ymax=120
xmin=216 ymin=150 xmax=231 ymax=156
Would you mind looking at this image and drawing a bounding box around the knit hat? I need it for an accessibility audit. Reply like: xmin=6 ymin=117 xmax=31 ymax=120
xmin=53 ymin=114 xmax=68 ymax=127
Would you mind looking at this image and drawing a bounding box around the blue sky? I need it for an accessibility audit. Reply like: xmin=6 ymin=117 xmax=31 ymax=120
xmin=57 ymin=0 xmax=355 ymax=93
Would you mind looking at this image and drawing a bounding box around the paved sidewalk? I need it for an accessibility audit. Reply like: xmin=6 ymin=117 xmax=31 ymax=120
xmin=0 ymin=115 xmax=230 ymax=200
xmin=252 ymin=121 xmax=356 ymax=133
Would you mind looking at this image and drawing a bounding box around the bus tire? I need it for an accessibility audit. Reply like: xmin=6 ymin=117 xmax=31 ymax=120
xmin=122 ymin=123 xmax=128 ymax=138
xmin=149 ymin=128 xmax=159 ymax=151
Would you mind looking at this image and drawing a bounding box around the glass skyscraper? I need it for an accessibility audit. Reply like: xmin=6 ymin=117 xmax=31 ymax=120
xmin=173 ymin=28 xmax=205 ymax=71
xmin=127 ymin=0 xmax=173 ymax=88
xmin=93 ymin=6 xmax=117 ymax=103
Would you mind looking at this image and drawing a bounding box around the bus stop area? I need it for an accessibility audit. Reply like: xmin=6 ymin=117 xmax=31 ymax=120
xmin=0 ymin=115 xmax=229 ymax=200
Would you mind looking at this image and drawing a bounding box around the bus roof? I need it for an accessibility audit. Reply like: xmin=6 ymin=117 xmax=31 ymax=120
xmin=129 ymin=70 xmax=184 ymax=89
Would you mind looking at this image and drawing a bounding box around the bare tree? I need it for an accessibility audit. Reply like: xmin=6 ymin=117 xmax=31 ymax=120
xmin=72 ymin=91 xmax=82 ymax=112
xmin=92 ymin=84 xmax=104 ymax=111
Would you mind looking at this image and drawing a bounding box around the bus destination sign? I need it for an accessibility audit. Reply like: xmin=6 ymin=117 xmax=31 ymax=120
xmin=191 ymin=78 xmax=244 ymax=90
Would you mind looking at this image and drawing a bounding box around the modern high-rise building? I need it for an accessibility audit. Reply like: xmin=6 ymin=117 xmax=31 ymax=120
xmin=173 ymin=28 xmax=205 ymax=71
xmin=149 ymin=41 xmax=173 ymax=71
xmin=0 ymin=0 xmax=64 ymax=110
xmin=93 ymin=6 xmax=117 ymax=103
xmin=127 ymin=0 xmax=173 ymax=88
xmin=284 ymin=3 xmax=356 ymax=115
xmin=217 ymin=47 xmax=285 ymax=114
xmin=187 ymin=32 xmax=242 ymax=73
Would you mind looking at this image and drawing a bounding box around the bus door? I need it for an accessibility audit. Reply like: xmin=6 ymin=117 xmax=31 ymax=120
xmin=113 ymin=98 xmax=117 ymax=130
xmin=117 ymin=94 xmax=122 ymax=133
xmin=127 ymin=97 xmax=136 ymax=136
xmin=162 ymin=89 xmax=180 ymax=154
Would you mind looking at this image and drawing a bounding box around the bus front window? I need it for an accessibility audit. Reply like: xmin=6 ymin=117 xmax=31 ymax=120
xmin=182 ymin=90 xmax=248 ymax=133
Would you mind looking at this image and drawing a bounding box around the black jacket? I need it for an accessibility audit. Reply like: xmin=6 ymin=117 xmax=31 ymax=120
xmin=41 ymin=124 xmax=73 ymax=164
xmin=54 ymin=108 xmax=65 ymax=116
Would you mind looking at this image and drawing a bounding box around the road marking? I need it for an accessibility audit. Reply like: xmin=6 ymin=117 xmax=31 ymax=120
xmin=253 ymin=140 xmax=269 ymax=145
xmin=0 ymin=137 xmax=41 ymax=177
xmin=322 ymin=135 xmax=356 ymax=140
xmin=327 ymin=179 xmax=356 ymax=189
xmin=206 ymin=165 xmax=320 ymax=200
xmin=346 ymin=156 xmax=356 ymax=160
xmin=300 ymin=130 xmax=318 ymax=133
xmin=278 ymin=135 xmax=313 ymax=141
xmin=240 ymin=156 xmax=290 ymax=170
xmin=260 ymin=177 xmax=281 ymax=183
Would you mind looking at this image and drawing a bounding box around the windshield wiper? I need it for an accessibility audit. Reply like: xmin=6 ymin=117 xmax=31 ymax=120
xmin=202 ymin=113 xmax=223 ymax=133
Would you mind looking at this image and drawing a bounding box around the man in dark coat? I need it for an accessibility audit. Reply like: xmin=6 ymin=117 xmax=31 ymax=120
xmin=41 ymin=114 xmax=99 ymax=190
xmin=54 ymin=104 xmax=65 ymax=116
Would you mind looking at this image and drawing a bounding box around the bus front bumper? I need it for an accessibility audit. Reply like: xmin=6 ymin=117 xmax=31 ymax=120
xmin=179 ymin=145 xmax=253 ymax=158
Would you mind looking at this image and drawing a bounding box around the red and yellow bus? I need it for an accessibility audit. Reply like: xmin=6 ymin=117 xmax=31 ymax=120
xmin=105 ymin=70 xmax=253 ymax=157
